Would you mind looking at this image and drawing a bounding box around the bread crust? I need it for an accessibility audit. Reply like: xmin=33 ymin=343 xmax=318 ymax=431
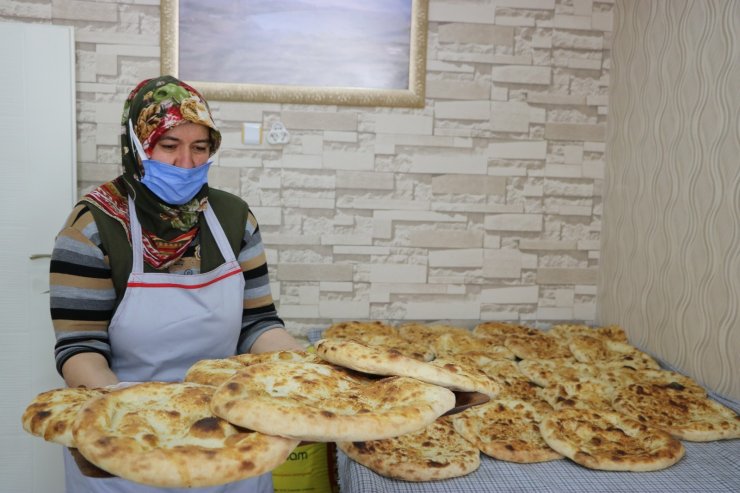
xmin=504 ymin=333 xmax=573 ymax=360
xmin=325 ymin=322 xmax=434 ymax=361
xmin=315 ymin=338 xmax=500 ymax=397
xmin=22 ymin=387 xmax=108 ymax=446
xmin=517 ymin=358 xmax=598 ymax=387
xmin=612 ymin=383 xmax=740 ymax=441
xmin=547 ymin=323 xmax=628 ymax=343
xmin=211 ymin=362 xmax=456 ymax=442
xmin=452 ymin=398 xmax=562 ymax=463
xmin=568 ymin=336 xmax=661 ymax=369
xmin=184 ymin=351 xmax=322 ymax=387
xmin=72 ymin=382 xmax=299 ymax=488
xmin=338 ymin=418 xmax=480 ymax=481
xmin=472 ymin=322 xmax=537 ymax=339
xmin=540 ymin=408 xmax=685 ymax=471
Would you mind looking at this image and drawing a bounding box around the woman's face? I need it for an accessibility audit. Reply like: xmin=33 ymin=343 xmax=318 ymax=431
xmin=149 ymin=122 xmax=211 ymax=169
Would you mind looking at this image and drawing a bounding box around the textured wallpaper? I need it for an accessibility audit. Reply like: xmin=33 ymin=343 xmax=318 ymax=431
xmin=2 ymin=1 xmax=616 ymax=334
xmin=600 ymin=0 xmax=739 ymax=399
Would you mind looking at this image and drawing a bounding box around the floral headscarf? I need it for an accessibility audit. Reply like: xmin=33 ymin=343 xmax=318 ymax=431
xmin=83 ymin=76 xmax=222 ymax=269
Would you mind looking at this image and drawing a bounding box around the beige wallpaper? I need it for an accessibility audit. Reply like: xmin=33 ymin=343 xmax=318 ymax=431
xmin=601 ymin=0 xmax=739 ymax=399
xmin=2 ymin=0 xmax=617 ymax=338
xmin=3 ymin=1 xmax=736 ymax=397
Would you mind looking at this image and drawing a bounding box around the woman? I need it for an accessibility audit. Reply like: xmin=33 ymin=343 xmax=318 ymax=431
xmin=49 ymin=76 xmax=303 ymax=492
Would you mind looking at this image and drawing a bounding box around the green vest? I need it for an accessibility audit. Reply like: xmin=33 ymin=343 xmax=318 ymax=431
xmin=86 ymin=189 xmax=249 ymax=304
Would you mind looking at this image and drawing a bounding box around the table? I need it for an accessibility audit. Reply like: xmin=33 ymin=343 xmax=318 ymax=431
xmin=336 ymin=400 xmax=740 ymax=492
xmin=307 ymin=330 xmax=740 ymax=492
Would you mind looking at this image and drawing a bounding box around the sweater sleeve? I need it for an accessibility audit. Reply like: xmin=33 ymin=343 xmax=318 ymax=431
xmin=236 ymin=209 xmax=285 ymax=354
xmin=49 ymin=204 xmax=116 ymax=375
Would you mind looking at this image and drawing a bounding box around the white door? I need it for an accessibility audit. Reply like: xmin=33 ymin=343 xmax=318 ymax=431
xmin=0 ymin=23 xmax=76 ymax=493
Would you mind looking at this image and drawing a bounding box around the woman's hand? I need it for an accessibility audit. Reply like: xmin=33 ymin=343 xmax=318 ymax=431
xmin=61 ymin=352 xmax=118 ymax=388
xmin=250 ymin=327 xmax=305 ymax=354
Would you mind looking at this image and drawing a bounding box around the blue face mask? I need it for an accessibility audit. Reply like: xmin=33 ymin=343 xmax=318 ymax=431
xmin=140 ymin=159 xmax=211 ymax=205
xmin=129 ymin=120 xmax=211 ymax=205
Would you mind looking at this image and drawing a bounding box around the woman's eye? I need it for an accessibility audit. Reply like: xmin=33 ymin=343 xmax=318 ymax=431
xmin=160 ymin=144 xmax=177 ymax=151
xmin=193 ymin=145 xmax=210 ymax=153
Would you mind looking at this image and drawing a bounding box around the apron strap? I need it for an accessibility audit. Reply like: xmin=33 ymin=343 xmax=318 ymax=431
xmin=127 ymin=196 xmax=237 ymax=273
xmin=203 ymin=204 xmax=238 ymax=264
xmin=128 ymin=195 xmax=144 ymax=274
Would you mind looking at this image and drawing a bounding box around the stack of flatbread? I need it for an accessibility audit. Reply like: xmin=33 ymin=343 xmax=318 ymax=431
xmin=21 ymin=320 xmax=740 ymax=485
xmin=21 ymin=336 xmax=474 ymax=486
xmin=22 ymin=382 xmax=301 ymax=488
xmin=314 ymin=321 xmax=739 ymax=478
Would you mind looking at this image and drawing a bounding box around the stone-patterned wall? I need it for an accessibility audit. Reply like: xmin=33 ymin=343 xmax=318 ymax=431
xmin=601 ymin=0 xmax=739 ymax=400
xmin=1 ymin=0 xmax=614 ymax=336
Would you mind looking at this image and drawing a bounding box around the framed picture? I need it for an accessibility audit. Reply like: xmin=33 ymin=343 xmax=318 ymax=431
xmin=160 ymin=0 xmax=428 ymax=108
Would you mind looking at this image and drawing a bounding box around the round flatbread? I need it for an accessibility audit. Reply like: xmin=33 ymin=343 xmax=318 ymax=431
xmin=323 ymin=320 xmax=397 ymax=339
xmin=612 ymin=383 xmax=740 ymax=441
xmin=539 ymin=380 xmax=614 ymax=412
xmin=568 ymin=336 xmax=660 ymax=370
xmin=432 ymin=332 xmax=515 ymax=361
xmin=451 ymin=398 xmax=562 ymax=463
xmin=547 ymin=324 xmax=628 ymax=343
xmin=396 ymin=323 xmax=470 ymax=340
xmin=315 ymin=338 xmax=500 ymax=397
xmin=617 ymin=368 xmax=706 ymax=396
xmin=517 ymin=358 xmax=598 ymax=387
xmin=587 ymin=367 xmax=707 ymax=398
xmin=72 ymin=382 xmax=299 ymax=488
xmin=505 ymin=333 xmax=572 ymax=360
xmin=337 ymin=418 xmax=480 ymax=482
xmin=472 ymin=321 xmax=537 ymax=340
xmin=22 ymin=387 xmax=109 ymax=446
xmin=184 ymin=350 xmax=323 ymax=386
xmin=364 ymin=334 xmax=436 ymax=361
xmin=211 ymin=361 xmax=456 ymax=442
xmin=324 ymin=321 xmax=434 ymax=361
xmin=540 ymin=408 xmax=685 ymax=471
xmin=478 ymin=360 xmax=541 ymax=402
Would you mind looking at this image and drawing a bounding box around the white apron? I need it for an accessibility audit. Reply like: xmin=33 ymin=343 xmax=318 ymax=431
xmin=64 ymin=196 xmax=273 ymax=493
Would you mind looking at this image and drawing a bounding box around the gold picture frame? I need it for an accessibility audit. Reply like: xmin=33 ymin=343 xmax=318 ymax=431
xmin=160 ymin=0 xmax=428 ymax=108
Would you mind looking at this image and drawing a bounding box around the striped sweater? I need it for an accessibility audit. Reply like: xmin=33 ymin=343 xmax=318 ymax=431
xmin=50 ymin=204 xmax=284 ymax=375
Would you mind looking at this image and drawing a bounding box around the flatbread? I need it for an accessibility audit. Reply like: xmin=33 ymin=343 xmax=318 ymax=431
xmin=568 ymin=335 xmax=661 ymax=370
xmin=315 ymin=338 xmax=500 ymax=397
xmin=211 ymin=361 xmax=456 ymax=442
xmin=614 ymin=368 xmax=706 ymax=396
xmin=323 ymin=320 xmax=397 ymax=339
xmin=364 ymin=334 xmax=436 ymax=361
xmin=583 ymin=366 xmax=707 ymax=399
xmin=22 ymin=387 xmax=108 ymax=446
xmin=337 ymin=418 xmax=480 ymax=482
xmin=449 ymin=351 xmax=515 ymax=369
xmin=451 ymin=398 xmax=562 ymax=463
xmin=432 ymin=332 xmax=515 ymax=361
xmin=472 ymin=321 xmax=538 ymax=340
xmin=539 ymin=381 xmax=614 ymax=412
xmin=612 ymin=383 xmax=740 ymax=441
xmin=517 ymin=358 xmax=599 ymax=387
xmin=504 ymin=332 xmax=572 ymax=360
xmin=547 ymin=324 xmax=629 ymax=343
xmin=324 ymin=322 xmax=434 ymax=361
xmin=540 ymin=408 xmax=685 ymax=471
xmin=184 ymin=350 xmax=322 ymax=386
xmin=477 ymin=360 xmax=541 ymax=402
xmin=72 ymin=382 xmax=299 ymax=488
xmin=396 ymin=323 xmax=471 ymax=347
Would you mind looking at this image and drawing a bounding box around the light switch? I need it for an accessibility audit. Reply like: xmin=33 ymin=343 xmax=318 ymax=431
xmin=242 ymin=123 xmax=262 ymax=145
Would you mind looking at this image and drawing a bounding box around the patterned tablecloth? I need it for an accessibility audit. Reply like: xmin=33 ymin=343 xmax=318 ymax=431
xmin=307 ymin=329 xmax=740 ymax=493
